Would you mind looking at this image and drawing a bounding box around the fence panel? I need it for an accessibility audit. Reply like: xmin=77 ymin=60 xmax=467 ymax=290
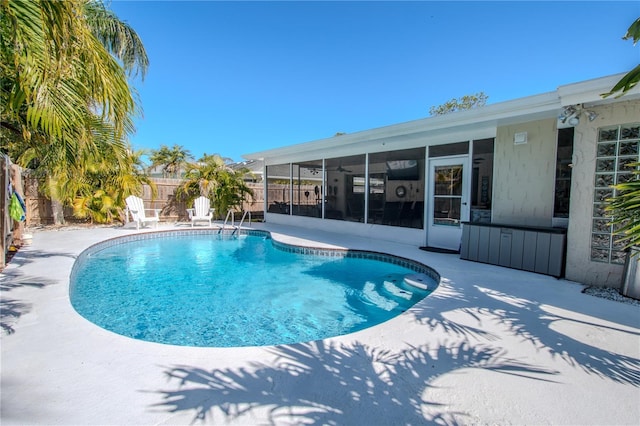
xmin=24 ymin=178 xmax=265 ymax=225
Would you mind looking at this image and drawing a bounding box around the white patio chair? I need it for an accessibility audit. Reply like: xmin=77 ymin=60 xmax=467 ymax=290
xmin=187 ymin=196 xmax=215 ymax=227
xmin=125 ymin=195 xmax=160 ymax=229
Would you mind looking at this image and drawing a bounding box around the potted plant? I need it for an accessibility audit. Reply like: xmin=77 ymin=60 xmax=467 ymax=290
xmin=606 ymin=163 xmax=640 ymax=299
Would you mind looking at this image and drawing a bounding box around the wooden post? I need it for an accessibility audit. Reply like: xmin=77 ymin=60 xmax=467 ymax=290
xmin=48 ymin=176 xmax=65 ymax=225
xmin=0 ymin=155 xmax=7 ymax=269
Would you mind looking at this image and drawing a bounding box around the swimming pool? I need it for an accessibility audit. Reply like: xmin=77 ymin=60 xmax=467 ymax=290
xmin=70 ymin=230 xmax=439 ymax=347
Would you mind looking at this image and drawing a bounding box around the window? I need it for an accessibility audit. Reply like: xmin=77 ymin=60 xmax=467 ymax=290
xmin=291 ymin=161 xmax=323 ymax=218
xmin=433 ymin=165 xmax=463 ymax=226
xmin=471 ymin=138 xmax=494 ymax=223
xmin=368 ymin=147 xmax=425 ymax=228
xmin=346 ymin=175 xmax=367 ymax=221
xmin=554 ymin=128 xmax=574 ymax=219
xmin=591 ymin=123 xmax=640 ymax=264
xmin=326 ymin=155 xmax=365 ymax=221
xmin=429 ymin=142 xmax=469 ymax=158
xmin=266 ymin=164 xmax=291 ymax=215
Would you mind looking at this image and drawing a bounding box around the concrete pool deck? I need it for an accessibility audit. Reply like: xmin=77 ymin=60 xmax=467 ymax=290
xmin=1 ymin=223 xmax=639 ymax=425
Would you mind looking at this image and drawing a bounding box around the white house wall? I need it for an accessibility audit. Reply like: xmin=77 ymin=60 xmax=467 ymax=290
xmin=493 ymin=118 xmax=558 ymax=227
xmin=565 ymin=100 xmax=640 ymax=287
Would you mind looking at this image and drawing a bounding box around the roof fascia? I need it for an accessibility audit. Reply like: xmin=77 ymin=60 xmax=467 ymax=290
xmin=243 ymin=92 xmax=560 ymax=160
xmin=243 ymin=73 xmax=638 ymax=162
xmin=245 ymin=91 xmax=560 ymax=162
xmin=557 ymin=73 xmax=640 ymax=106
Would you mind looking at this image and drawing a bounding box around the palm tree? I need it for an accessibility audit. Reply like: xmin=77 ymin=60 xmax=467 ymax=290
xmin=1 ymin=0 xmax=146 ymax=149
xmin=149 ymin=144 xmax=193 ymax=178
xmin=606 ymin=164 xmax=640 ymax=250
xmin=0 ymin=5 xmax=144 ymax=141
xmin=69 ymin=148 xmax=157 ymax=223
xmin=606 ymin=163 xmax=640 ymax=298
xmin=177 ymin=154 xmax=254 ymax=218
xmin=0 ymin=0 xmax=149 ymax=223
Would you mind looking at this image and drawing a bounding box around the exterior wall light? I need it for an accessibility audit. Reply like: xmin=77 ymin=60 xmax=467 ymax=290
xmin=514 ymin=132 xmax=528 ymax=145
xmin=558 ymin=104 xmax=598 ymax=126
xmin=558 ymin=105 xmax=578 ymax=124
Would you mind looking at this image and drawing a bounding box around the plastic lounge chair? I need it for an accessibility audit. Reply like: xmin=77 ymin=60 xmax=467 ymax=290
xmin=125 ymin=195 xmax=160 ymax=229
xmin=187 ymin=196 xmax=215 ymax=227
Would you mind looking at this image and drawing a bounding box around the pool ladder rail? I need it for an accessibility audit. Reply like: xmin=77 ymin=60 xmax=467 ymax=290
xmin=220 ymin=210 xmax=251 ymax=234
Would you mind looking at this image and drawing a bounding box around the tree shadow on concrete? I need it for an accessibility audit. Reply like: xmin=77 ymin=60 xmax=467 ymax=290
xmin=412 ymin=277 xmax=501 ymax=341
xmin=409 ymin=274 xmax=640 ymax=387
xmin=0 ymin=270 xmax=54 ymax=292
xmin=149 ymin=340 xmax=556 ymax=424
xmin=0 ymin=298 xmax=30 ymax=334
xmin=1 ymin=248 xmax=77 ymax=271
xmin=0 ymin=250 xmax=65 ymax=334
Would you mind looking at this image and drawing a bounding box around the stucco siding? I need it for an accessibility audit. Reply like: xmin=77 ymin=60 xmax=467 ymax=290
xmin=492 ymin=119 xmax=557 ymax=227
xmin=565 ymin=100 xmax=640 ymax=287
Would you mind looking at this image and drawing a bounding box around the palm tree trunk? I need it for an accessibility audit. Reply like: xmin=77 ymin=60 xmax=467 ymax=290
xmin=51 ymin=199 xmax=65 ymax=225
xmin=45 ymin=176 xmax=66 ymax=225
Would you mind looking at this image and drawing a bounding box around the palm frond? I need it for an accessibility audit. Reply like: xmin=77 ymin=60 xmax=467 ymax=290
xmin=606 ymin=163 xmax=640 ymax=251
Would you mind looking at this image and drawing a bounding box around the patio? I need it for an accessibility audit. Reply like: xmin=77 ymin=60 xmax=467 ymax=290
xmin=1 ymin=223 xmax=639 ymax=425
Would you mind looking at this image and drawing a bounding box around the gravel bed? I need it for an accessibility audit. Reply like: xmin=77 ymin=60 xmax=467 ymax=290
xmin=582 ymin=286 xmax=640 ymax=307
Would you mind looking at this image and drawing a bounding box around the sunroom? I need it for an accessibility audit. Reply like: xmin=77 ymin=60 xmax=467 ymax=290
xmin=244 ymin=73 xmax=640 ymax=287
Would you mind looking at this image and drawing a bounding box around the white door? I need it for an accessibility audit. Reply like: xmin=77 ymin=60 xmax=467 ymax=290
xmin=427 ymin=156 xmax=469 ymax=250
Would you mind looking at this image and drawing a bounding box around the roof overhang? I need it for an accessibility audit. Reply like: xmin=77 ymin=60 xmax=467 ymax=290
xmin=243 ymin=73 xmax=640 ymax=164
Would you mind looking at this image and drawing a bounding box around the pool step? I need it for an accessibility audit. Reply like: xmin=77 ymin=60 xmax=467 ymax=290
xmin=363 ymin=282 xmax=398 ymax=311
xmin=382 ymin=280 xmax=412 ymax=300
xmin=403 ymin=273 xmax=435 ymax=291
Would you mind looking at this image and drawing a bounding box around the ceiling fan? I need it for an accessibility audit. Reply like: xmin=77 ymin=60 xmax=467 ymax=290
xmin=305 ymin=162 xmax=353 ymax=174
xmin=328 ymin=162 xmax=352 ymax=173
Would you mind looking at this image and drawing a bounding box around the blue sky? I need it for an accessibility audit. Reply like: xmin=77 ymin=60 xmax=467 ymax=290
xmin=110 ymin=1 xmax=640 ymax=163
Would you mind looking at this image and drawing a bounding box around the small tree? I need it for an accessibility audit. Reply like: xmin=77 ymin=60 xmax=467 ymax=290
xmin=69 ymin=148 xmax=157 ymax=223
xmin=429 ymin=92 xmax=488 ymax=116
xmin=177 ymin=154 xmax=253 ymax=218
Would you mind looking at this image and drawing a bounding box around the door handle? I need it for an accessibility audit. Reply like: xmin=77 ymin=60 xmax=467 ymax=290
xmin=462 ymin=202 xmax=468 ymax=206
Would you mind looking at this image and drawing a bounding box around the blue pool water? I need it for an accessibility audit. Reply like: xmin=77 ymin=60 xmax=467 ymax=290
xmin=70 ymin=232 xmax=437 ymax=347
